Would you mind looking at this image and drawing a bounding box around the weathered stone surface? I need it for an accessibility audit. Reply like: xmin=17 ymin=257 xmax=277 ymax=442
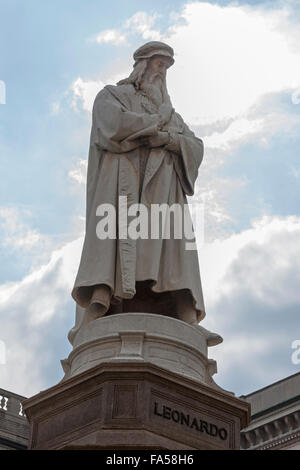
xmin=61 ymin=313 xmax=220 ymax=387
xmin=70 ymin=41 xmax=208 ymax=340
xmin=23 ymin=361 xmax=250 ymax=450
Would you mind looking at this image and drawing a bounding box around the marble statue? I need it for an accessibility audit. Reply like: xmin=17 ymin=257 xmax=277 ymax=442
xmin=69 ymin=41 xmax=214 ymax=343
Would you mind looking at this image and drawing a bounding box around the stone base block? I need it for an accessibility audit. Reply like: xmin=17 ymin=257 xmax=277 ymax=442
xmin=23 ymin=362 xmax=250 ymax=450
xmin=61 ymin=313 xmax=221 ymax=388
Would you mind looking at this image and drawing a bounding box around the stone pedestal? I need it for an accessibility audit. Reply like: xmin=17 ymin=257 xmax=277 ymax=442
xmin=23 ymin=313 xmax=250 ymax=450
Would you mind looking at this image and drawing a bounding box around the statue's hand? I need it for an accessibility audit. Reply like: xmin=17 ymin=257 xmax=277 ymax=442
xmin=158 ymin=104 xmax=174 ymax=127
xmin=141 ymin=131 xmax=170 ymax=148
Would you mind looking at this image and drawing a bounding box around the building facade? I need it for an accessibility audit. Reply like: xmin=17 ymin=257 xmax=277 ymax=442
xmin=240 ymin=372 xmax=300 ymax=450
xmin=0 ymin=388 xmax=29 ymax=450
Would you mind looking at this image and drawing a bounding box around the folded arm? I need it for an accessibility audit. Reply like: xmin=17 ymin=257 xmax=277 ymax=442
xmin=92 ymin=88 xmax=172 ymax=153
xmin=142 ymin=113 xmax=204 ymax=196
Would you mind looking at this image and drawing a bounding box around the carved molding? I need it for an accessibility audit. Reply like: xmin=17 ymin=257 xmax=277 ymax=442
xmin=0 ymin=395 xmax=8 ymax=411
xmin=241 ymin=410 xmax=300 ymax=450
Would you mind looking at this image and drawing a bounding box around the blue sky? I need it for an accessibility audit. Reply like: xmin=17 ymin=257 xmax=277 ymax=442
xmin=0 ymin=0 xmax=300 ymax=398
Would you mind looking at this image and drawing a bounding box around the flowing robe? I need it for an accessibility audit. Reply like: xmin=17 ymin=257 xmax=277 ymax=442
xmin=71 ymin=83 xmax=205 ymax=337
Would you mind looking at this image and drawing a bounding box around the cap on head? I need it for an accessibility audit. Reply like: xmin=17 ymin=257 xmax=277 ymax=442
xmin=133 ymin=41 xmax=174 ymax=68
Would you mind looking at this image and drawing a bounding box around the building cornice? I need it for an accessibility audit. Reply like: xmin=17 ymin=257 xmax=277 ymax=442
xmin=241 ymin=410 xmax=300 ymax=450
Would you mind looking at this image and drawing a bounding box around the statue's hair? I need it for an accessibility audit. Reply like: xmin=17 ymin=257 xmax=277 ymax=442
xmin=117 ymin=59 xmax=148 ymax=90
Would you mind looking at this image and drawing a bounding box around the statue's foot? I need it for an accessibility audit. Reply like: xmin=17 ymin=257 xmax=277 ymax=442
xmin=193 ymin=324 xmax=223 ymax=347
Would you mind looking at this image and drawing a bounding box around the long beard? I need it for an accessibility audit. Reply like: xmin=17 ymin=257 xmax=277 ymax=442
xmin=140 ymin=75 xmax=172 ymax=109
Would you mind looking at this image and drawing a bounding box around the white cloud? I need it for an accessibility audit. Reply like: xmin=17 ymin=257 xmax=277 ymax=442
xmin=0 ymin=207 xmax=49 ymax=252
xmin=76 ymin=11 xmax=164 ymax=112
xmin=72 ymin=2 xmax=300 ymax=154
xmin=91 ymin=11 xmax=162 ymax=49
xmin=71 ymin=77 xmax=105 ymax=112
xmin=221 ymin=216 xmax=300 ymax=306
xmin=0 ymin=237 xmax=83 ymax=396
xmin=200 ymin=215 xmax=300 ymax=307
xmin=71 ymin=72 xmax=128 ymax=113
xmin=125 ymin=11 xmax=161 ymax=41
xmin=202 ymin=106 xmax=300 ymax=151
xmin=95 ymin=29 xmax=127 ymax=46
xmin=0 ymin=207 xmax=85 ymax=395
xmin=166 ymin=2 xmax=300 ymax=125
xmin=204 ymin=117 xmax=264 ymax=151
xmin=68 ymin=158 xmax=88 ymax=186
xmin=198 ymin=215 xmax=300 ymax=392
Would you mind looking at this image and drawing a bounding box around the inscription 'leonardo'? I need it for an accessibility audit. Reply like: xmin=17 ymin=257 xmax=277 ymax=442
xmin=154 ymin=402 xmax=228 ymax=441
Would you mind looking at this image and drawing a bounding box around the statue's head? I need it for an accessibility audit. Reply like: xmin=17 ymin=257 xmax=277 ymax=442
xmin=133 ymin=41 xmax=174 ymax=69
xmin=117 ymin=41 xmax=174 ymax=95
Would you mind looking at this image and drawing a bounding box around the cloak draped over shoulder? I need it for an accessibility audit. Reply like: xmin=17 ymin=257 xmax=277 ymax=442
xmin=71 ymin=83 xmax=206 ymax=325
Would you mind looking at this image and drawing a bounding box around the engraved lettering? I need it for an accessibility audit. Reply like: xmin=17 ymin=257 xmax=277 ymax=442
xmin=190 ymin=417 xmax=200 ymax=431
xmin=153 ymin=401 xmax=228 ymax=441
xmin=154 ymin=401 xmax=163 ymax=417
xmin=163 ymin=406 xmax=171 ymax=420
